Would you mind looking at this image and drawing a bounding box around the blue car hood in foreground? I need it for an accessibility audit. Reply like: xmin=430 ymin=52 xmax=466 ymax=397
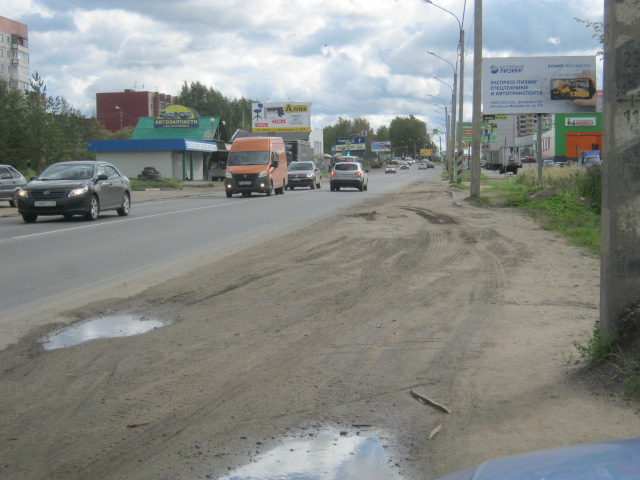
xmin=438 ymin=438 xmax=640 ymax=480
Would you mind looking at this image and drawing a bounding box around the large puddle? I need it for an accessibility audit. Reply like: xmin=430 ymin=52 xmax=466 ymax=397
xmin=218 ymin=429 xmax=405 ymax=480
xmin=42 ymin=315 xmax=166 ymax=350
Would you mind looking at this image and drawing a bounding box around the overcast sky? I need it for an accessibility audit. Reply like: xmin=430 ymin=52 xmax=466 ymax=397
xmin=2 ymin=0 xmax=603 ymax=132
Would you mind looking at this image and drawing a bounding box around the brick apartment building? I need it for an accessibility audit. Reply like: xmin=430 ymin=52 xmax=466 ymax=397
xmin=96 ymin=90 xmax=175 ymax=132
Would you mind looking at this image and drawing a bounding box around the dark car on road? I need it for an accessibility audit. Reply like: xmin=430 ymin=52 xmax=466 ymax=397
xmin=17 ymin=160 xmax=131 ymax=223
xmin=0 ymin=164 xmax=27 ymax=207
xmin=286 ymin=161 xmax=322 ymax=190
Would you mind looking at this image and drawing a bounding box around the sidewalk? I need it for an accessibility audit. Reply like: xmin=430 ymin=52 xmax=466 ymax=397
xmin=132 ymin=181 xmax=224 ymax=203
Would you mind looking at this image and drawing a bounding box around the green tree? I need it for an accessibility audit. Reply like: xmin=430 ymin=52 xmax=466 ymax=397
xmin=0 ymin=78 xmax=30 ymax=169
xmin=575 ymin=18 xmax=604 ymax=56
xmin=375 ymin=125 xmax=390 ymax=141
xmin=389 ymin=115 xmax=432 ymax=158
xmin=177 ymin=81 xmax=256 ymax=141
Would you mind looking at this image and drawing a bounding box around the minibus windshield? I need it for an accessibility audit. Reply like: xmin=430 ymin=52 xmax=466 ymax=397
xmin=227 ymin=151 xmax=269 ymax=166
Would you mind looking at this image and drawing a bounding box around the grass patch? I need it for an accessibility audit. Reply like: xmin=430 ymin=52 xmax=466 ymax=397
xmin=480 ymin=167 xmax=640 ymax=398
xmin=573 ymin=306 xmax=640 ymax=398
xmin=480 ymin=170 xmax=600 ymax=255
xmin=131 ymin=178 xmax=183 ymax=190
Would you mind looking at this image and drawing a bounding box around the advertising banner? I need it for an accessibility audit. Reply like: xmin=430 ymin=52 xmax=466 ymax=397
xmin=482 ymin=56 xmax=596 ymax=114
xmin=371 ymin=141 xmax=391 ymax=152
xmin=251 ymin=102 xmax=311 ymax=132
xmin=336 ymin=137 xmax=366 ymax=152
xmin=460 ymin=122 xmax=497 ymax=144
xmin=154 ymin=105 xmax=199 ymax=128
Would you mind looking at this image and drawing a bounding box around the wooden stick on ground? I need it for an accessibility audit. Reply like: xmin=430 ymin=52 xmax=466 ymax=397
xmin=409 ymin=389 xmax=452 ymax=414
xmin=428 ymin=424 xmax=443 ymax=440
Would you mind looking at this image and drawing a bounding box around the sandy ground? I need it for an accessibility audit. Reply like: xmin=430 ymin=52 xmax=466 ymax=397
xmin=1 ymin=177 xmax=638 ymax=480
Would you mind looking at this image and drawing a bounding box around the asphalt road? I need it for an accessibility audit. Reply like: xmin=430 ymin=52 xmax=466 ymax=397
xmin=0 ymin=166 xmax=442 ymax=348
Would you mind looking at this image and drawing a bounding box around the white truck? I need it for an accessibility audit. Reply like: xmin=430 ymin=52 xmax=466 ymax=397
xmin=483 ymin=147 xmax=522 ymax=174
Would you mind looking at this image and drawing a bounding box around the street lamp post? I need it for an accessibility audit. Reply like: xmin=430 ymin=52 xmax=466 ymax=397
xmin=115 ymin=105 xmax=123 ymax=130
xmin=432 ymin=70 xmax=457 ymax=181
xmin=424 ymin=0 xmax=465 ymax=184
xmin=429 ymin=96 xmax=451 ymax=177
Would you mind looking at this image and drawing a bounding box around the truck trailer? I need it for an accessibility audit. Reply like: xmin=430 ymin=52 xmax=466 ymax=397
xmin=483 ymin=146 xmax=522 ymax=174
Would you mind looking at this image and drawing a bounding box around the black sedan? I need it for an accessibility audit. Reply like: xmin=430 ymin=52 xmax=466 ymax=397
xmin=17 ymin=161 xmax=131 ymax=223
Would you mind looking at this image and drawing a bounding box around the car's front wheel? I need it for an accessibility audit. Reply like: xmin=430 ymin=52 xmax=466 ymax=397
xmin=10 ymin=191 xmax=19 ymax=207
xmin=117 ymin=192 xmax=130 ymax=216
xmin=22 ymin=213 xmax=37 ymax=223
xmin=84 ymin=195 xmax=100 ymax=221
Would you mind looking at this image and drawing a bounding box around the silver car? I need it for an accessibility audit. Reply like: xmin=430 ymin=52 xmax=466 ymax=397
xmin=330 ymin=161 xmax=368 ymax=192
xmin=0 ymin=164 xmax=28 ymax=207
xmin=287 ymin=161 xmax=322 ymax=190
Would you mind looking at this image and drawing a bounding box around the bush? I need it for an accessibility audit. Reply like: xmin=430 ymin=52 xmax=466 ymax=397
xmin=515 ymin=165 xmax=601 ymax=212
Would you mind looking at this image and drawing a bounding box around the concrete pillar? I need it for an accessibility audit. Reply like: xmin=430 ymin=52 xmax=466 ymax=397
xmin=600 ymin=0 xmax=640 ymax=332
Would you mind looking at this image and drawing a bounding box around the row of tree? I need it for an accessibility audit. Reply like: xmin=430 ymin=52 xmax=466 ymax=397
xmin=177 ymin=81 xmax=437 ymax=157
xmin=0 ymin=75 xmax=132 ymax=173
xmin=0 ymin=75 xmax=436 ymax=174
xmin=322 ymin=115 xmax=436 ymax=158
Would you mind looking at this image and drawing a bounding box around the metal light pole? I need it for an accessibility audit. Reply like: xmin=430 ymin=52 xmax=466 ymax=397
xmin=432 ymin=73 xmax=458 ymax=181
xmin=429 ymin=53 xmax=458 ymax=182
xmin=470 ymin=0 xmax=482 ymax=198
xmin=115 ymin=105 xmax=123 ymax=130
xmin=429 ymin=93 xmax=454 ymax=180
xmin=424 ymin=1 xmax=465 ymax=184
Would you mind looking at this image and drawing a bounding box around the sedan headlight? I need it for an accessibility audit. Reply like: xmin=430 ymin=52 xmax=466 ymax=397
xmin=18 ymin=189 xmax=29 ymax=198
xmin=306 ymin=173 xmax=314 ymax=178
xmin=69 ymin=186 xmax=90 ymax=197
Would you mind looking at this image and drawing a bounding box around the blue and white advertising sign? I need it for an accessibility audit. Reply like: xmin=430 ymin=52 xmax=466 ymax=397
xmin=371 ymin=141 xmax=391 ymax=152
xmin=336 ymin=136 xmax=366 ymax=152
xmin=482 ymin=56 xmax=596 ymax=114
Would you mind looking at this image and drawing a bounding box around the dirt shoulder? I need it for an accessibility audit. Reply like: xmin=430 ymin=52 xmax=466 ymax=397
xmin=0 ymin=179 xmax=638 ymax=480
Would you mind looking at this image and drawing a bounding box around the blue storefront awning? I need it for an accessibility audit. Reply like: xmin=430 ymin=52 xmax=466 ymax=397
xmin=88 ymin=139 xmax=220 ymax=153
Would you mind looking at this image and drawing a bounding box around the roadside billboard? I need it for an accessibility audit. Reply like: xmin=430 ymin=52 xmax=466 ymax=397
xmin=371 ymin=141 xmax=391 ymax=152
xmin=482 ymin=56 xmax=596 ymax=114
xmin=251 ymin=102 xmax=311 ymax=132
xmin=460 ymin=122 xmax=498 ymax=144
xmin=336 ymin=136 xmax=366 ymax=153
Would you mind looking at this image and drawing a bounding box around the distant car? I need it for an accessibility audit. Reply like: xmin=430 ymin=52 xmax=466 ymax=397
xmin=543 ymin=159 xmax=555 ymax=167
xmin=426 ymin=161 xmax=435 ymax=168
xmin=330 ymin=161 xmax=368 ymax=191
xmin=287 ymin=161 xmax=321 ymax=190
xmin=385 ymin=165 xmax=397 ymax=174
xmin=400 ymin=163 xmax=410 ymax=170
xmin=417 ymin=162 xmax=428 ymax=170
xmin=437 ymin=438 xmax=640 ymax=480
xmin=521 ymin=157 xmax=536 ymax=163
xmin=17 ymin=160 xmax=131 ymax=223
xmin=0 ymin=164 xmax=27 ymax=207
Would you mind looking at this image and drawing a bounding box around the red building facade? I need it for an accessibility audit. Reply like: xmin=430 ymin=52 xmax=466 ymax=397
xmin=96 ymin=90 xmax=174 ymax=132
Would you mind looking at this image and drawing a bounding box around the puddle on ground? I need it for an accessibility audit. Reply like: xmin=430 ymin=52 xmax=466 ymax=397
xmin=42 ymin=315 xmax=166 ymax=350
xmin=218 ymin=429 xmax=405 ymax=480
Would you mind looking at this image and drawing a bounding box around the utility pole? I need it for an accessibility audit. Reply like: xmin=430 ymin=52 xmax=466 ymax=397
xmin=456 ymin=29 xmax=465 ymax=184
xmin=600 ymin=0 xmax=640 ymax=333
xmin=470 ymin=1 xmax=482 ymax=198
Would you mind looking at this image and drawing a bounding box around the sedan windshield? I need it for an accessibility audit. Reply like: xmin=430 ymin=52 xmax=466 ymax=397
xmin=227 ymin=151 xmax=270 ymax=166
xmin=39 ymin=164 xmax=95 ymax=180
xmin=289 ymin=163 xmax=314 ymax=171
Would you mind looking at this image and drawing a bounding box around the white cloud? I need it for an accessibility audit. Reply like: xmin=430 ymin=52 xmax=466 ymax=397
xmin=2 ymin=0 xmax=604 ymax=130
